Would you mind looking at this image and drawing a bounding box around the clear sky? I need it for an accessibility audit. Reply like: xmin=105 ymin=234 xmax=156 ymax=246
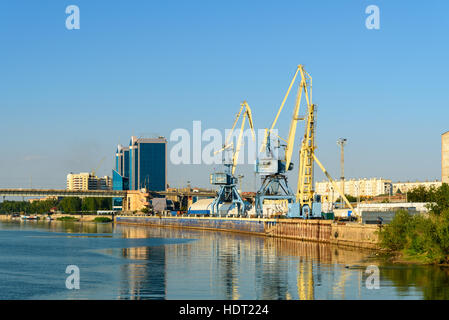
xmin=0 ymin=0 xmax=448 ymax=190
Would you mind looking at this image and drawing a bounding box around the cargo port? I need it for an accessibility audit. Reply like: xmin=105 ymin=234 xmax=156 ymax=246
xmin=109 ymin=65 xmax=378 ymax=248
xmin=1 ymin=64 xmax=446 ymax=250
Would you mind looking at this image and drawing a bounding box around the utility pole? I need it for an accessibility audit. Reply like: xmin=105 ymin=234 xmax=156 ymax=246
xmin=355 ymin=181 xmax=360 ymax=216
xmin=337 ymin=138 xmax=347 ymax=208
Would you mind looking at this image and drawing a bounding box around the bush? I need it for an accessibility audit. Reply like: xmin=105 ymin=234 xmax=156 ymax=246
xmin=56 ymin=216 xmax=79 ymax=221
xmin=379 ymin=210 xmax=412 ymax=251
xmin=380 ymin=208 xmax=449 ymax=264
xmin=93 ymin=217 xmax=112 ymax=223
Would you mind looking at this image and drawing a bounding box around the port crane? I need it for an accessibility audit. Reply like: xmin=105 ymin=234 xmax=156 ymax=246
xmin=255 ymin=65 xmax=310 ymax=217
xmin=210 ymin=101 xmax=255 ymax=217
xmin=256 ymin=65 xmax=354 ymax=218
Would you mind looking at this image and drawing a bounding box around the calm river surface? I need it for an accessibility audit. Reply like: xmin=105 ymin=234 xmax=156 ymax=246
xmin=1 ymin=220 xmax=449 ymax=300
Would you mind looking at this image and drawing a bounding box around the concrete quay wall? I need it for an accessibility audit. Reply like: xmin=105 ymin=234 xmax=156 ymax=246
xmin=115 ymin=216 xmax=380 ymax=249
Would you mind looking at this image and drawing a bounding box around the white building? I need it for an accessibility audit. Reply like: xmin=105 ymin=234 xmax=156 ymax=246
xmin=67 ymin=173 xmax=112 ymax=191
xmin=315 ymin=178 xmax=392 ymax=199
xmin=392 ymin=180 xmax=442 ymax=194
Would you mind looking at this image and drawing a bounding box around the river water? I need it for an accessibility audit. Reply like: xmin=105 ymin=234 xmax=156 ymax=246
xmin=0 ymin=220 xmax=448 ymax=300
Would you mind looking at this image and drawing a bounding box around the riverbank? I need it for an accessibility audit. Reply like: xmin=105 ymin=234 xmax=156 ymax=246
xmin=115 ymin=215 xmax=380 ymax=249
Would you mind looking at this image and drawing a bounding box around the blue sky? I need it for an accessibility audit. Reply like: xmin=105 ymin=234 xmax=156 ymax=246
xmin=0 ymin=1 xmax=448 ymax=190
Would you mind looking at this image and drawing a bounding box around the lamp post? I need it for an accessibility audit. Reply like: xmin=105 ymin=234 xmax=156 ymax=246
xmin=337 ymin=138 xmax=347 ymax=208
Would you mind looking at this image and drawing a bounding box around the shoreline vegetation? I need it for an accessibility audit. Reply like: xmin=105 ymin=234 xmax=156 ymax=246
xmin=379 ymin=183 xmax=449 ymax=265
xmin=0 ymin=197 xmax=112 ymax=215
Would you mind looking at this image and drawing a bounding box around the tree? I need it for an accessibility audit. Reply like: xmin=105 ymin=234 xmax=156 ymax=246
xmin=58 ymin=197 xmax=82 ymax=213
xmin=81 ymin=198 xmax=97 ymax=212
xmin=428 ymin=183 xmax=449 ymax=215
xmin=407 ymin=185 xmax=437 ymax=203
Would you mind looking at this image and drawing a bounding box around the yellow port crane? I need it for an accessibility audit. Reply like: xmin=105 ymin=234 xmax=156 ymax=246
xmin=255 ymin=65 xmax=309 ymax=217
xmin=256 ymin=64 xmax=354 ymax=218
xmin=295 ymin=69 xmax=355 ymax=215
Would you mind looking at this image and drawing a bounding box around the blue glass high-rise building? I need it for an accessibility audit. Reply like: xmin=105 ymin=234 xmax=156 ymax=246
xmin=128 ymin=136 xmax=167 ymax=191
xmin=113 ymin=136 xmax=167 ymax=192
xmin=112 ymin=144 xmax=130 ymax=209
xmin=113 ymin=145 xmax=130 ymax=189
xmin=112 ymin=137 xmax=166 ymax=210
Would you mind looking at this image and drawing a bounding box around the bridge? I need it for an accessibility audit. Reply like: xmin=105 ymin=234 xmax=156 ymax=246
xmin=0 ymin=188 xmax=258 ymax=212
xmin=157 ymin=190 xmax=216 ymax=198
xmin=0 ymin=188 xmax=217 ymax=199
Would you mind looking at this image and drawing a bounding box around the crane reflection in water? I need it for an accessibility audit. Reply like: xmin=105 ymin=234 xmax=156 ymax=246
xmin=115 ymin=224 xmax=376 ymax=300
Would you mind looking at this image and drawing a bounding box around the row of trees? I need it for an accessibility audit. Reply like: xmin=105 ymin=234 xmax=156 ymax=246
xmin=405 ymin=184 xmax=449 ymax=214
xmin=0 ymin=199 xmax=58 ymax=214
xmin=0 ymin=197 xmax=112 ymax=214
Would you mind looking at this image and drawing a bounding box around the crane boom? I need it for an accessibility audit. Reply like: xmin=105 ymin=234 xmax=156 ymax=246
xmin=259 ymin=65 xmax=311 ymax=172
xmin=312 ymin=153 xmax=354 ymax=212
xmin=217 ymin=101 xmax=255 ymax=175
xmin=231 ymin=101 xmax=255 ymax=175
xmin=260 ymin=65 xmax=301 ymax=155
xmin=285 ymin=66 xmax=311 ymax=174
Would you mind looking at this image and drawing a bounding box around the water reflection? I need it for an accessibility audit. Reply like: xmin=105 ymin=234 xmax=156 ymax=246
xmin=381 ymin=265 xmax=449 ymax=300
xmin=118 ymin=247 xmax=166 ymax=300
xmin=115 ymin=225 xmax=376 ymax=300
xmin=0 ymin=220 xmax=113 ymax=234
xmin=3 ymin=220 xmax=449 ymax=299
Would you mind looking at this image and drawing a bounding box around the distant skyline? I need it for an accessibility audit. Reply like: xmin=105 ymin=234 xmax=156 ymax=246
xmin=1 ymin=1 xmax=448 ymax=190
